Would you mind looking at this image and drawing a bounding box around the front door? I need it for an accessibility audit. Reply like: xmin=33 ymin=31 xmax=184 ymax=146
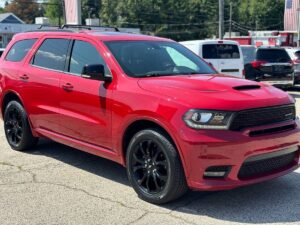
xmin=59 ymin=38 xmax=113 ymax=150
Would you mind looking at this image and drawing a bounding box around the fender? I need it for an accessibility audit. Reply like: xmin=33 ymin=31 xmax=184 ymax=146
xmin=116 ymin=112 xmax=190 ymax=179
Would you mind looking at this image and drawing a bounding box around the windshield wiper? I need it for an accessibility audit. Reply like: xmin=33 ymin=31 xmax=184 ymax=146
xmin=139 ymin=73 xmax=175 ymax=77
xmin=139 ymin=72 xmax=206 ymax=77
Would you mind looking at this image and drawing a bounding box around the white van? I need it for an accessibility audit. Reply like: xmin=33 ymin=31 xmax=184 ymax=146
xmin=180 ymin=40 xmax=244 ymax=78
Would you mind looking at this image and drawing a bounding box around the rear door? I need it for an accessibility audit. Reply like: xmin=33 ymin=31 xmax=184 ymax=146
xmin=59 ymin=37 xmax=113 ymax=150
xmin=21 ymin=37 xmax=70 ymax=133
xmin=202 ymin=43 xmax=244 ymax=77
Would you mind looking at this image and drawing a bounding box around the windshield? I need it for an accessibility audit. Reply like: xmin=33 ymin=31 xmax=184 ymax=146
xmin=105 ymin=41 xmax=216 ymax=77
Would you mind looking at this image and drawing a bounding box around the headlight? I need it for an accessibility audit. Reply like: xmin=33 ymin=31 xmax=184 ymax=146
xmin=183 ymin=109 xmax=234 ymax=130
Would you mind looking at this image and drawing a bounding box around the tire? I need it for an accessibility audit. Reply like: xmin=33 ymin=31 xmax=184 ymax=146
xmin=4 ymin=101 xmax=38 ymax=151
xmin=126 ymin=128 xmax=187 ymax=204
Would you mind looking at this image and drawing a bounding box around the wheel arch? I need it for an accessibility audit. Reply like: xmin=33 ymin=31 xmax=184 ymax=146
xmin=121 ymin=119 xmax=188 ymax=178
xmin=1 ymin=90 xmax=24 ymax=118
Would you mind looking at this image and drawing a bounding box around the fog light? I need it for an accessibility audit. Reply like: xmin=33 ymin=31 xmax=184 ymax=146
xmin=203 ymin=166 xmax=231 ymax=178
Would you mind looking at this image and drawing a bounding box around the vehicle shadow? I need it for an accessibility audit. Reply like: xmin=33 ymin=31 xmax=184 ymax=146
xmin=29 ymin=139 xmax=300 ymax=224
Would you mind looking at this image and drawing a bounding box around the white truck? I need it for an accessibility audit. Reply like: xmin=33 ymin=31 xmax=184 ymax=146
xmin=180 ymin=40 xmax=244 ymax=78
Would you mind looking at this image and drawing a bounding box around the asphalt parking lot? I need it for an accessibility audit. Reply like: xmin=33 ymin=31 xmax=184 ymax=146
xmin=0 ymin=89 xmax=300 ymax=225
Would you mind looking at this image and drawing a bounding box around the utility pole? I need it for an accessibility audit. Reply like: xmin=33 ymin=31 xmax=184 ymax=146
xmin=219 ymin=0 xmax=224 ymax=39
xmin=229 ymin=2 xmax=232 ymax=38
xmin=297 ymin=0 xmax=300 ymax=47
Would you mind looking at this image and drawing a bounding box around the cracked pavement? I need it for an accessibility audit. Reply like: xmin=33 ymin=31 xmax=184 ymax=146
xmin=1 ymin=90 xmax=300 ymax=225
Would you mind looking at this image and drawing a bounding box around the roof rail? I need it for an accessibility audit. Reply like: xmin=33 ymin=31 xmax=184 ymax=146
xmin=61 ymin=24 xmax=120 ymax=32
xmin=25 ymin=29 xmax=74 ymax=33
xmin=61 ymin=24 xmax=92 ymax=30
xmin=37 ymin=25 xmax=60 ymax=29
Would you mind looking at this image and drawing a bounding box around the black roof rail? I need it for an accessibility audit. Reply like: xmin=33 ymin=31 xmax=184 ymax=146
xmin=25 ymin=29 xmax=74 ymax=33
xmin=61 ymin=24 xmax=120 ymax=32
xmin=37 ymin=25 xmax=60 ymax=29
xmin=61 ymin=24 xmax=92 ymax=30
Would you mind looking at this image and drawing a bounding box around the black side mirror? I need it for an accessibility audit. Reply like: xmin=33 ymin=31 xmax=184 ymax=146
xmin=81 ymin=64 xmax=112 ymax=82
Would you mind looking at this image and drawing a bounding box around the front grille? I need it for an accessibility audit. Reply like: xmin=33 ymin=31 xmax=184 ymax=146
xmin=249 ymin=124 xmax=295 ymax=137
xmin=230 ymin=105 xmax=295 ymax=131
xmin=238 ymin=151 xmax=297 ymax=180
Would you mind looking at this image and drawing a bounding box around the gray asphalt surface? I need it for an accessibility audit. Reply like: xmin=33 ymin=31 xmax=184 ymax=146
xmin=1 ymin=89 xmax=300 ymax=225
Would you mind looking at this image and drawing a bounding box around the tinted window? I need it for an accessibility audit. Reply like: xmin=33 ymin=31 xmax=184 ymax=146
xmin=203 ymin=44 xmax=240 ymax=59
xmin=69 ymin=40 xmax=110 ymax=75
xmin=105 ymin=41 xmax=215 ymax=77
xmin=32 ymin=39 xmax=70 ymax=71
xmin=256 ymin=49 xmax=291 ymax=62
xmin=241 ymin=46 xmax=256 ymax=64
xmin=6 ymin=39 xmax=36 ymax=62
xmin=0 ymin=50 xmax=4 ymax=57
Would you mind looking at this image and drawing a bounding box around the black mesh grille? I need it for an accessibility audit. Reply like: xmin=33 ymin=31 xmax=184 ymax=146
xmin=238 ymin=151 xmax=297 ymax=180
xmin=230 ymin=105 xmax=295 ymax=131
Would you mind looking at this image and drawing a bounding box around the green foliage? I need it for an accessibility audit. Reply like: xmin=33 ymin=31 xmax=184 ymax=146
xmin=236 ymin=0 xmax=285 ymax=33
xmin=4 ymin=0 xmax=43 ymax=24
xmin=44 ymin=0 xmax=63 ymax=26
xmin=98 ymin=0 xmax=285 ymax=40
xmin=3 ymin=0 xmax=286 ymax=40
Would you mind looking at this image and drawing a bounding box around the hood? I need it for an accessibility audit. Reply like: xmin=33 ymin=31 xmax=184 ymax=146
xmin=137 ymin=74 xmax=294 ymax=111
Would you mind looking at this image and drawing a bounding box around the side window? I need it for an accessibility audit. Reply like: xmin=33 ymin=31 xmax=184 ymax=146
xmin=32 ymin=38 xmax=70 ymax=71
xmin=6 ymin=39 xmax=36 ymax=62
xmin=69 ymin=40 xmax=111 ymax=75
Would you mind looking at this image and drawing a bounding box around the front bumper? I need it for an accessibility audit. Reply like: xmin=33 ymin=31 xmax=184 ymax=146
xmin=178 ymin=120 xmax=300 ymax=191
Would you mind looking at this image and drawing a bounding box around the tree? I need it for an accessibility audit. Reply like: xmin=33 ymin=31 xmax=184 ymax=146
xmin=233 ymin=0 xmax=285 ymax=35
xmin=5 ymin=0 xmax=42 ymax=24
xmin=44 ymin=0 xmax=63 ymax=26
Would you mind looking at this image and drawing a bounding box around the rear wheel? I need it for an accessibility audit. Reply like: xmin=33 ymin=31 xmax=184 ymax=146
xmin=4 ymin=101 xmax=38 ymax=151
xmin=126 ymin=129 xmax=187 ymax=204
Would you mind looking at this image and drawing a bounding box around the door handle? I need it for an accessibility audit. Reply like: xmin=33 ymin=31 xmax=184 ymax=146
xmin=62 ymin=83 xmax=74 ymax=92
xmin=19 ymin=74 xmax=29 ymax=81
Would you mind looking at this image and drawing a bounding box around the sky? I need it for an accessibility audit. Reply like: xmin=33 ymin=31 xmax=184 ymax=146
xmin=0 ymin=1 xmax=6 ymax=8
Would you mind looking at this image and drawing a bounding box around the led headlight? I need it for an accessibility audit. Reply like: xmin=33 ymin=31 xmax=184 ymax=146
xmin=183 ymin=110 xmax=234 ymax=130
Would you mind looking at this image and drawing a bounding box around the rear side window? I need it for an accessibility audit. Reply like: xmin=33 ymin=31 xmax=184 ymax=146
xmin=69 ymin=40 xmax=110 ymax=75
xmin=256 ymin=49 xmax=291 ymax=63
xmin=32 ymin=38 xmax=70 ymax=71
xmin=6 ymin=39 xmax=36 ymax=62
xmin=203 ymin=44 xmax=240 ymax=59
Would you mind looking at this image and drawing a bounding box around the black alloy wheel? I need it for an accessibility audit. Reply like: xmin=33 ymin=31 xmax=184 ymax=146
xmin=4 ymin=101 xmax=38 ymax=151
xmin=5 ymin=106 xmax=23 ymax=147
xmin=131 ymin=139 xmax=168 ymax=193
xmin=127 ymin=129 xmax=187 ymax=204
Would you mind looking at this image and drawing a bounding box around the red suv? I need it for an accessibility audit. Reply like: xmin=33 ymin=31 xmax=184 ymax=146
xmin=0 ymin=30 xmax=300 ymax=204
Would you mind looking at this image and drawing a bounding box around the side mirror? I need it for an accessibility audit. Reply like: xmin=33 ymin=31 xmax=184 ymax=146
xmin=81 ymin=64 xmax=112 ymax=82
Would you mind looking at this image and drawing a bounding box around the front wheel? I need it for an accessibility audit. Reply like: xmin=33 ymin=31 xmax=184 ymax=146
xmin=126 ymin=129 xmax=187 ymax=204
xmin=4 ymin=101 xmax=38 ymax=151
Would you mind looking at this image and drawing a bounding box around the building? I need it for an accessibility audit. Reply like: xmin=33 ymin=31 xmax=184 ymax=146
xmin=0 ymin=13 xmax=41 ymax=48
xmin=0 ymin=12 xmax=141 ymax=48
xmin=225 ymin=30 xmax=298 ymax=47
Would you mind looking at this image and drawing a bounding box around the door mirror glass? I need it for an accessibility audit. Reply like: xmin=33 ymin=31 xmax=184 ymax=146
xmin=81 ymin=64 xmax=112 ymax=82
